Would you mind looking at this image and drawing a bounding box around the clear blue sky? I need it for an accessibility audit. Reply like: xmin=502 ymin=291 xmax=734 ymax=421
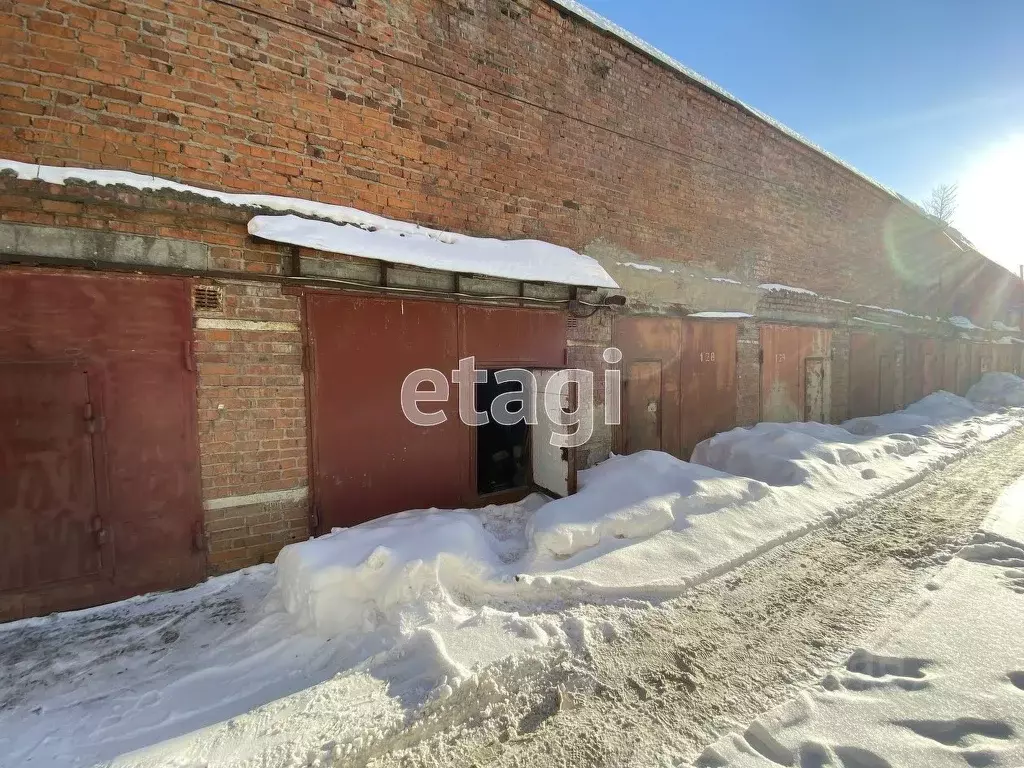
xmin=579 ymin=0 xmax=1024 ymax=269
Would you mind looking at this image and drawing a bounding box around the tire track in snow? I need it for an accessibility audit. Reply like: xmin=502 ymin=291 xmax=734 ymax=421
xmin=368 ymin=425 xmax=1024 ymax=768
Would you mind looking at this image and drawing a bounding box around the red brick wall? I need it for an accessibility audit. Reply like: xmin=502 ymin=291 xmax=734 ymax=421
xmin=194 ymin=281 xmax=309 ymax=572
xmin=1 ymin=0 xmax=941 ymax=311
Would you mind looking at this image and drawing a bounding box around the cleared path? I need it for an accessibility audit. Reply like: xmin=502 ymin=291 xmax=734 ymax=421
xmin=370 ymin=425 xmax=1024 ymax=768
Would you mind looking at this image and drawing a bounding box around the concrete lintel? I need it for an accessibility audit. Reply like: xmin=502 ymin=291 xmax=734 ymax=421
xmin=0 ymin=222 xmax=209 ymax=270
xmin=195 ymin=318 xmax=300 ymax=332
xmin=203 ymin=487 xmax=309 ymax=511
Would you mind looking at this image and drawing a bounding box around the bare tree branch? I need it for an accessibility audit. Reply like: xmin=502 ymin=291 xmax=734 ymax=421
xmin=923 ymin=183 xmax=958 ymax=224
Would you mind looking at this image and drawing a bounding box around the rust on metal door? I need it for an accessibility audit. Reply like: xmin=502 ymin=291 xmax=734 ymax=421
xmin=0 ymin=269 xmax=203 ymax=621
xmin=679 ymin=321 xmax=737 ymax=458
xmin=941 ymin=341 xmax=959 ymax=394
xmin=307 ymin=293 xmax=466 ymax=530
xmin=459 ymin=305 xmax=566 ymax=368
xmin=614 ymin=317 xmax=682 ymax=457
xmin=0 ymin=363 xmax=110 ymax=592
xmin=993 ymin=344 xmax=1016 ymax=374
xmin=848 ymin=332 xmax=879 ymax=418
xmin=956 ymin=342 xmax=971 ymax=395
xmin=966 ymin=344 xmax=987 ymax=389
xmin=904 ymin=337 xmax=941 ymax=403
xmin=760 ymin=325 xmax=832 ymax=423
xmin=804 ymin=357 xmax=830 ymax=423
xmin=878 ymin=354 xmax=896 ymax=414
xmin=624 ymin=360 xmax=663 ymax=453
xmin=615 ymin=317 xmax=737 ymax=459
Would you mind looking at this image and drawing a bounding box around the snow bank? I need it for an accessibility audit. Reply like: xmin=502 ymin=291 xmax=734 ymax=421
xmin=527 ymin=451 xmax=768 ymax=559
xmin=274 ymin=390 xmax=1022 ymax=666
xmin=277 ymin=509 xmax=510 ymax=637
xmin=967 ymin=371 xmax=1024 ymax=407
xmin=0 ymin=159 xmax=617 ymax=289
xmin=616 ymin=261 xmax=664 ymax=273
xmin=981 ymin=475 xmax=1024 ymax=548
xmin=692 ymin=421 xmax=929 ymax=488
xmin=949 ymin=314 xmax=984 ymax=330
xmin=844 ymin=390 xmax=984 ymax=439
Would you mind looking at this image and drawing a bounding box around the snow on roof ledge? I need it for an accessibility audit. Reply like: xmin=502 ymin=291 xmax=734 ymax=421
xmin=249 ymin=214 xmax=618 ymax=288
xmin=0 ymin=158 xmax=617 ymax=289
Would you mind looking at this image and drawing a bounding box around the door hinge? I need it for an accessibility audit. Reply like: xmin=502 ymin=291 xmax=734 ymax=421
xmin=192 ymin=521 xmax=207 ymax=552
xmin=758 ymin=349 xmax=764 ymax=364
xmin=183 ymin=340 xmax=195 ymax=371
xmin=92 ymin=515 xmax=108 ymax=548
xmin=302 ymin=343 xmax=314 ymax=372
xmin=84 ymin=402 xmax=105 ymax=434
xmin=310 ymin=505 xmax=321 ymax=533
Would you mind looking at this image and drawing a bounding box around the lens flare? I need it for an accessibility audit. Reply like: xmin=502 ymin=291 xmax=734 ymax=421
xmin=958 ymin=134 xmax=1024 ymax=273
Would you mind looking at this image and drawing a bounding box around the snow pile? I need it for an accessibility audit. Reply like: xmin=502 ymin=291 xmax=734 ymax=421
xmin=845 ymin=390 xmax=984 ymax=440
xmin=276 ymin=509 xmax=506 ymax=637
xmin=0 ymin=159 xmax=617 ymax=288
xmin=527 ymin=451 xmax=768 ymax=560
xmin=700 ymin=489 xmax=1024 ymax=767
xmin=688 ymin=311 xmax=753 ymax=319
xmin=692 ymin=421 xmax=929 ymax=488
xmin=616 ymin=261 xmax=663 ymax=273
xmin=275 ymin=390 xmax=1022 ymax=638
xmin=966 ymin=371 xmax=1024 ymax=407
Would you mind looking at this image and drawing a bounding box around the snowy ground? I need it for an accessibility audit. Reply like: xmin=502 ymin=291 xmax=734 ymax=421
xmin=700 ymin=476 xmax=1024 ymax=768
xmin=2 ymin=376 xmax=1024 ymax=768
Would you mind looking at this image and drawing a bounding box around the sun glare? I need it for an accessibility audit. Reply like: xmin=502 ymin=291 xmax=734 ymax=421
xmin=956 ymin=134 xmax=1024 ymax=274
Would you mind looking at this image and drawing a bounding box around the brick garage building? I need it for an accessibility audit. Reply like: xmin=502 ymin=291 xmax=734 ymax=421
xmin=1 ymin=0 xmax=1021 ymax=619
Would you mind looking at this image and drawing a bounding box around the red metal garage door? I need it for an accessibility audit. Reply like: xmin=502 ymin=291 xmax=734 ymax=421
xmin=307 ymin=293 xmax=466 ymax=531
xmin=759 ymin=325 xmax=832 ymax=423
xmin=0 ymin=363 xmax=109 ymax=592
xmin=904 ymin=336 xmax=941 ymax=404
xmin=613 ymin=317 xmax=737 ymax=459
xmin=680 ymin=321 xmax=737 ymax=459
xmin=0 ymin=269 xmax=203 ymax=621
xmin=614 ymin=317 xmax=682 ymax=457
xmin=306 ymin=295 xmax=569 ymax=530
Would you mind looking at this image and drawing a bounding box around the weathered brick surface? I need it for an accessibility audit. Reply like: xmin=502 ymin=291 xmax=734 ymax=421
xmin=0 ymin=0 xmax=984 ymax=314
xmin=194 ymin=280 xmax=309 ymax=568
xmin=194 ymin=282 xmax=308 ymax=498
xmin=205 ymin=498 xmax=308 ymax=573
xmin=830 ymin=328 xmax=850 ymax=424
xmin=736 ymin=320 xmax=760 ymax=426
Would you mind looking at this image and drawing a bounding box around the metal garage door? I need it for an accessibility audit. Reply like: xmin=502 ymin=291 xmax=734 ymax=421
xmin=614 ymin=317 xmax=738 ymax=460
xmin=306 ymin=294 xmax=570 ymax=531
xmin=0 ymin=269 xmax=203 ymax=621
xmin=759 ymin=325 xmax=832 ymax=423
xmin=307 ymin=293 xmax=465 ymax=532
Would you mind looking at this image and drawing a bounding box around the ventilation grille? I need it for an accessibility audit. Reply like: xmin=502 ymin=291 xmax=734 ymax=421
xmin=193 ymin=285 xmax=224 ymax=313
xmin=567 ymin=317 xmax=580 ymax=329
